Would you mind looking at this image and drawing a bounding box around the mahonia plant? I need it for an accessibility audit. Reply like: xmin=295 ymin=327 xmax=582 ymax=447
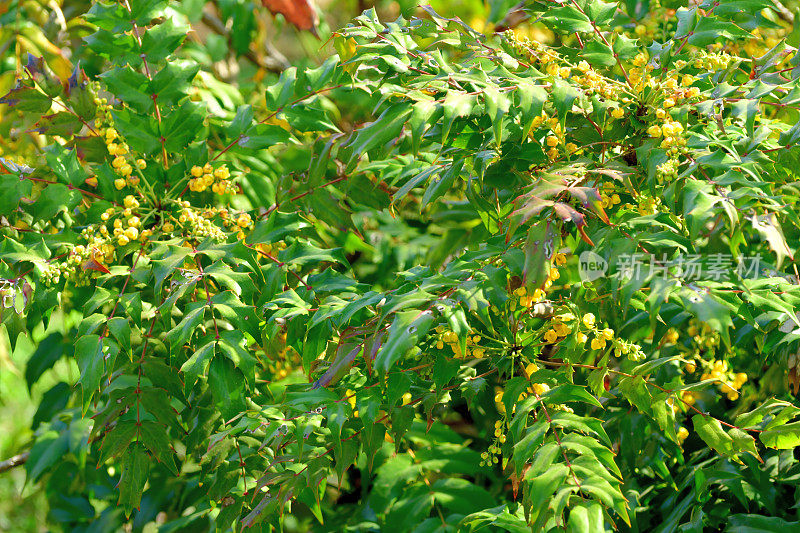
xmin=5 ymin=0 xmax=800 ymax=531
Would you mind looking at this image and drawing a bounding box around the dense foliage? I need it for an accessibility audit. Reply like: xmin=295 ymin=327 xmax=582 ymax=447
xmin=5 ymin=0 xmax=800 ymax=531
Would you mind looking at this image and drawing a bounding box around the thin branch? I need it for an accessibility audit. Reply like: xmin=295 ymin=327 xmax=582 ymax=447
xmin=0 ymin=451 xmax=29 ymax=474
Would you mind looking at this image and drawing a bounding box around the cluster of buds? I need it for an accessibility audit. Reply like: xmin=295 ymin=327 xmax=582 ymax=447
xmin=692 ymin=50 xmax=736 ymax=72
xmin=656 ymin=158 xmax=679 ymax=182
xmin=100 ymin=196 xmax=150 ymax=246
xmin=480 ymin=418 xmax=507 ymax=466
xmin=543 ymin=312 xmax=575 ymax=344
xmin=188 ymin=163 xmax=233 ymax=194
xmin=220 ymin=211 xmax=253 ymax=240
xmin=687 ymin=320 xmax=720 ymax=350
xmin=42 ymin=227 xmax=117 ymax=286
xmin=628 ymin=52 xmax=654 ymax=94
xmin=93 ymin=92 xmax=113 ymax=126
xmin=434 ymin=326 xmax=484 ymax=358
xmin=176 ymin=207 xmax=226 ymax=241
xmin=579 ymin=312 xmax=645 ymax=360
xmin=507 ymin=253 xmax=565 ymax=313
xmin=677 ymin=426 xmax=689 ymax=445
xmin=104 ymin=128 xmax=145 ymax=190
xmin=636 ymin=194 xmax=661 ymax=216
xmin=701 ymin=359 xmax=748 ymax=401
xmin=572 ymin=60 xmax=620 ymax=100
xmin=648 ymin=116 xmax=687 ymax=156
xmin=529 ymin=113 xmax=578 ymax=160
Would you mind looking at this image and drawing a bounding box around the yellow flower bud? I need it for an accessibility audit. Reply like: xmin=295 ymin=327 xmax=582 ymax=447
xmin=591 ymin=337 xmax=606 ymax=350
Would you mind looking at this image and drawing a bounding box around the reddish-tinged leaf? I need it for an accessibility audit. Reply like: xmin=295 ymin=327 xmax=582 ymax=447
xmin=82 ymin=255 xmax=111 ymax=274
xmin=566 ymin=186 xmax=609 ymax=224
xmin=311 ymin=344 xmax=360 ymax=389
xmin=553 ymin=202 xmax=585 ymax=227
xmin=261 ymin=0 xmax=319 ymax=35
xmin=577 ymin=224 xmax=594 ymax=247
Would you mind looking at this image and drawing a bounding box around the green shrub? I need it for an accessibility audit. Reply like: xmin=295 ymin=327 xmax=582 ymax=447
xmin=3 ymin=0 xmax=800 ymax=530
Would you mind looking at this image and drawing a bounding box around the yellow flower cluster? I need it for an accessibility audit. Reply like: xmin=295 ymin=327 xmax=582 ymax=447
xmin=528 ymin=113 xmax=578 ymax=160
xmin=575 ymin=312 xmax=645 ymax=360
xmin=600 ymin=182 xmax=621 ymax=209
xmin=188 ymin=163 xmax=233 ymax=194
xmin=572 ymin=60 xmax=620 ymax=100
xmin=504 ymin=31 xmax=620 ymax=101
xmin=104 ymin=128 xmax=143 ymax=190
xmin=177 ymin=207 xmax=226 ymax=241
xmin=701 ymin=360 xmax=748 ymax=401
xmin=256 ymin=241 xmax=287 ymax=257
xmin=434 ymin=326 xmax=484 ymax=358
xmin=648 ymin=115 xmax=687 ymax=156
xmin=100 ymin=196 xmax=151 ymax=246
xmin=480 ymin=418 xmax=505 ymax=466
xmin=543 ymin=312 xmax=575 ymax=345
xmin=691 ymin=50 xmax=735 ymax=72
xmin=42 ymin=226 xmax=118 ymax=286
xmin=636 ymin=194 xmax=661 ymax=216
